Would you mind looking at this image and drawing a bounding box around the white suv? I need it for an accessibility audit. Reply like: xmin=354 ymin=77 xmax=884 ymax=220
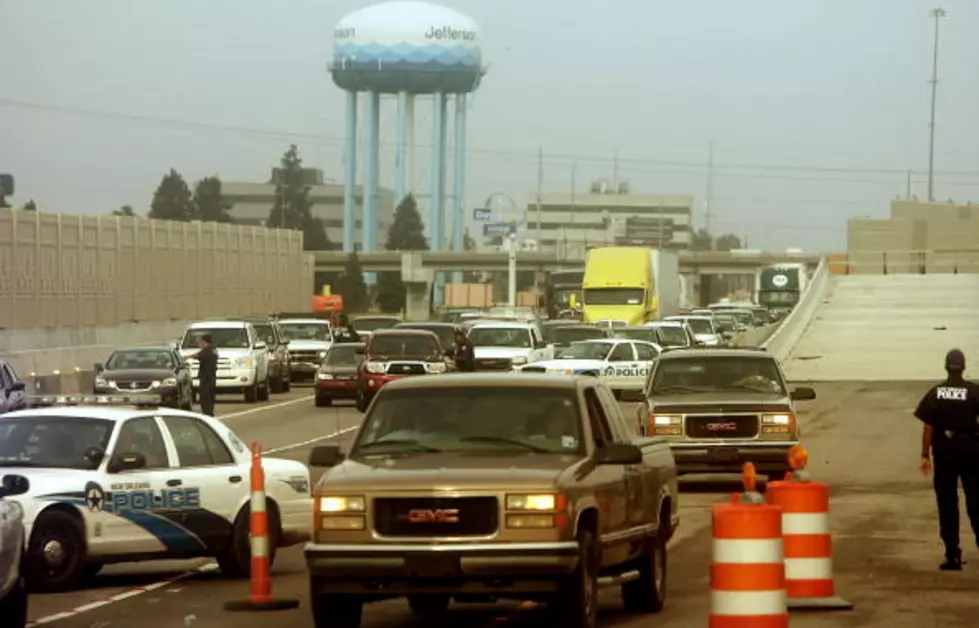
xmin=179 ymin=320 xmax=271 ymax=403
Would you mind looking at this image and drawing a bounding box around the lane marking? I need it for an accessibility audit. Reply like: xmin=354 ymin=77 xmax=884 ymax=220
xmin=263 ymin=426 xmax=359 ymax=454
xmin=27 ymin=564 xmax=218 ymax=627
xmin=215 ymin=394 xmax=315 ymax=421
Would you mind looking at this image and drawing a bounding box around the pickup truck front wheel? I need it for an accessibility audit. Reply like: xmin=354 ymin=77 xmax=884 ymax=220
xmin=621 ymin=524 xmax=667 ymax=613
xmin=555 ymin=528 xmax=599 ymax=628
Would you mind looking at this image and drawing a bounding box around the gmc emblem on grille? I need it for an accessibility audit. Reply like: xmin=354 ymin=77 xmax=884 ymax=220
xmin=407 ymin=508 xmax=460 ymax=523
xmin=706 ymin=421 xmax=738 ymax=432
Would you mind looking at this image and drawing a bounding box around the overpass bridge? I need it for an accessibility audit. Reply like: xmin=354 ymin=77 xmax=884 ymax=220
xmin=311 ymin=250 xmax=823 ymax=274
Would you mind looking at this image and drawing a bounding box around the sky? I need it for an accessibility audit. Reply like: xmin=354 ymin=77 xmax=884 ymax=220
xmin=3 ymin=0 xmax=978 ymax=253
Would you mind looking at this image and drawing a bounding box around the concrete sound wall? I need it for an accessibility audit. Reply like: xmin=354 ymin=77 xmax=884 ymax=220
xmin=762 ymin=257 xmax=830 ymax=366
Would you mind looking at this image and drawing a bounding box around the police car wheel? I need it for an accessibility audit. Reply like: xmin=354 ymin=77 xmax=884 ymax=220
xmin=217 ymin=504 xmax=280 ymax=577
xmin=25 ymin=510 xmax=86 ymax=592
xmin=0 ymin=575 xmax=27 ymax=628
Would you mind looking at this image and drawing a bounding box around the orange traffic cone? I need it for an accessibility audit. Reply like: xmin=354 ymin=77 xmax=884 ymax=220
xmin=225 ymin=442 xmax=300 ymax=612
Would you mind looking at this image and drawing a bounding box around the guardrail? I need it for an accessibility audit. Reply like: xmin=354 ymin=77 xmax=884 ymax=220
xmin=762 ymin=257 xmax=830 ymax=364
xmin=837 ymin=249 xmax=979 ymax=275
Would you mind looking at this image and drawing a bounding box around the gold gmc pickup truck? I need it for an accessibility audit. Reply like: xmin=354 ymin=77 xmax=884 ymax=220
xmin=303 ymin=373 xmax=679 ymax=628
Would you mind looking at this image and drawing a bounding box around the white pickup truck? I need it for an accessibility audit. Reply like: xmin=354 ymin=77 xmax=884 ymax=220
xmin=467 ymin=322 xmax=555 ymax=371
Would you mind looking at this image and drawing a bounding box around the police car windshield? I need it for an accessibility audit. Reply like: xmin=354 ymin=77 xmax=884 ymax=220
xmin=613 ymin=328 xmax=660 ymax=343
xmin=278 ymin=323 xmax=331 ymax=341
xmin=650 ymin=357 xmax=785 ymax=395
xmin=559 ymin=341 xmax=615 ymax=360
xmin=549 ymin=327 xmax=607 ymax=346
xmin=468 ymin=327 xmax=532 ymax=348
xmin=0 ymin=416 xmax=114 ymax=470
xmin=106 ymin=349 xmax=173 ymax=371
xmin=370 ymin=335 xmax=440 ymax=359
xmin=355 ymin=387 xmax=583 ymax=455
xmin=324 ymin=345 xmax=363 ymax=366
xmin=182 ymin=328 xmax=250 ymax=349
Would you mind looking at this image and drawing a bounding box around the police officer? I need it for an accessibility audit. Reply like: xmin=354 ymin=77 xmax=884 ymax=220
xmin=452 ymin=328 xmax=476 ymax=372
xmin=333 ymin=314 xmax=361 ymax=343
xmin=915 ymin=349 xmax=979 ymax=570
xmin=191 ymin=334 xmax=218 ymax=416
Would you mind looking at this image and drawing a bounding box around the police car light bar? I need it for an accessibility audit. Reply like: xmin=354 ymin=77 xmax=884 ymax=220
xmin=25 ymin=393 xmax=165 ymax=408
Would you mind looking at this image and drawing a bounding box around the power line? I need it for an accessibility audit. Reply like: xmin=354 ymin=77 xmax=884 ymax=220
xmin=5 ymin=96 xmax=979 ymax=180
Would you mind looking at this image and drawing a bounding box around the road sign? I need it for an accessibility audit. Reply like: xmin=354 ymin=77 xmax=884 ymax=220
xmin=472 ymin=208 xmax=492 ymax=222
xmin=483 ymin=221 xmax=517 ymax=237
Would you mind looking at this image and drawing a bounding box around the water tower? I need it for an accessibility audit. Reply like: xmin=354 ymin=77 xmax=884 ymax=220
xmin=331 ymin=0 xmax=485 ymax=293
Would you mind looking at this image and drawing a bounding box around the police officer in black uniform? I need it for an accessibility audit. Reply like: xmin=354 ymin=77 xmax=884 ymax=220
xmin=915 ymin=349 xmax=979 ymax=570
xmin=452 ymin=329 xmax=476 ymax=372
xmin=192 ymin=334 xmax=218 ymax=417
xmin=333 ymin=314 xmax=361 ymax=343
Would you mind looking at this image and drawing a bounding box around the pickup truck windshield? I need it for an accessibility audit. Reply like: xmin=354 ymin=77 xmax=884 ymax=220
xmin=182 ymin=328 xmax=250 ymax=349
xmin=0 ymin=416 xmax=114 ymax=470
xmin=279 ymin=322 xmax=331 ymax=342
xmin=468 ymin=328 xmax=532 ymax=348
xmin=370 ymin=335 xmax=439 ymax=359
xmin=650 ymin=357 xmax=785 ymax=395
xmin=650 ymin=326 xmax=688 ymax=346
xmin=354 ymin=387 xmax=583 ymax=455
xmin=353 ymin=317 xmax=401 ymax=332
xmin=670 ymin=318 xmax=712 ymax=335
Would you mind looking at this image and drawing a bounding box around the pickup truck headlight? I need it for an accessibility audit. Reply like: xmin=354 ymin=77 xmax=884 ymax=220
xmin=427 ymin=362 xmax=446 ymax=374
xmin=318 ymin=495 xmax=366 ymax=531
xmin=761 ymin=413 xmax=796 ymax=436
xmin=233 ymin=357 xmax=253 ymax=369
xmin=510 ymin=356 xmax=528 ymax=366
xmin=318 ymin=351 xmax=328 ymax=360
xmin=161 ymin=377 xmax=177 ymax=387
xmin=649 ymin=414 xmax=682 ymax=436
xmin=505 ymin=493 xmax=567 ymax=529
xmin=95 ymin=377 xmax=107 ymax=387
xmin=365 ymin=361 xmax=386 ymax=374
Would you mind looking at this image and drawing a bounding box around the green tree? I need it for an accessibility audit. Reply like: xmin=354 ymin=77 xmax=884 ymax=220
xmin=149 ymin=169 xmax=196 ymax=221
xmin=334 ymin=252 xmax=371 ymax=313
xmin=22 ymin=199 xmax=37 ymax=211
xmin=691 ymin=228 xmax=713 ymax=251
xmin=266 ymin=145 xmax=330 ymax=250
xmin=714 ymin=234 xmax=742 ymax=252
xmin=112 ymin=204 xmax=136 ymax=217
xmin=376 ymin=194 xmax=428 ymax=313
xmin=193 ymin=176 xmax=232 ymax=223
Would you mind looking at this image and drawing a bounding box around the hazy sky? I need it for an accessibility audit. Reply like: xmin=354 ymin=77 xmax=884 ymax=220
xmin=3 ymin=0 xmax=978 ymax=252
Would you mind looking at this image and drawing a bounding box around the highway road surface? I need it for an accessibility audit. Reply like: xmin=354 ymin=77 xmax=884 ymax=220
xmin=26 ymin=382 xmax=979 ymax=628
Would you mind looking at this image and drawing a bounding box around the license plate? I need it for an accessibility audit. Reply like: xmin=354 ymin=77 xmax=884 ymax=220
xmin=708 ymin=448 xmax=739 ymax=463
xmin=404 ymin=554 xmax=461 ymax=578
xmin=335 ymin=375 xmax=354 ymax=380
xmin=481 ymin=360 xmax=495 ymax=365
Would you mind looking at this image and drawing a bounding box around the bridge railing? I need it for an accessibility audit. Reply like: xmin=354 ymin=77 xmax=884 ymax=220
xmin=762 ymin=257 xmax=831 ymax=364
xmin=835 ymin=249 xmax=979 ymax=275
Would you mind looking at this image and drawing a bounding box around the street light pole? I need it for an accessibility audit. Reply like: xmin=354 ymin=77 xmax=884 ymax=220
xmin=926 ymin=7 xmax=946 ymax=202
xmin=507 ymin=233 xmax=518 ymax=307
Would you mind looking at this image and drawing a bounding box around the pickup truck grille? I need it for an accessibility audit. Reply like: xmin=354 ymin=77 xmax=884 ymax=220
xmin=291 ymin=350 xmax=321 ymax=363
xmin=476 ymin=358 xmax=511 ymax=371
xmin=685 ymin=415 xmax=759 ymax=439
xmin=373 ymin=496 xmax=499 ymax=537
xmin=386 ymin=363 xmax=426 ymax=375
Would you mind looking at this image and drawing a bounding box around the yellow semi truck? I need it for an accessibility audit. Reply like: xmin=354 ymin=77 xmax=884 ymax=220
xmin=579 ymin=246 xmax=680 ymax=325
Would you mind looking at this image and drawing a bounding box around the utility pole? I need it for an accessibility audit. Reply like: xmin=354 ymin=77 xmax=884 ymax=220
xmin=705 ymin=140 xmax=715 ymax=245
xmin=906 ymin=170 xmax=913 ymax=199
xmin=612 ymin=151 xmax=619 ymax=189
xmin=927 ymin=7 xmax=946 ymax=202
xmin=535 ymin=145 xmax=543 ymax=244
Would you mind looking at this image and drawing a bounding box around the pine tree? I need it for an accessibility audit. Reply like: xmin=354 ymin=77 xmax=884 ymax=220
xmin=194 ymin=176 xmax=232 ymax=223
xmin=22 ymin=199 xmax=37 ymax=212
xmin=376 ymin=194 xmax=428 ymax=313
xmin=266 ymin=145 xmax=331 ymax=250
xmin=334 ymin=252 xmax=371 ymax=313
xmin=112 ymin=205 xmax=136 ymax=217
xmin=149 ymin=169 xmax=196 ymax=221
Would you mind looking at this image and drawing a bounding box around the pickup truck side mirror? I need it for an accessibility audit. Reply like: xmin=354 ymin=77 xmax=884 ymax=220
xmin=0 ymin=474 xmax=29 ymax=498
xmin=595 ymin=443 xmax=643 ymax=465
xmin=94 ymin=362 xmax=104 ymax=372
xmin=619 ymin=389 xmax=646 ymax=403
xmin=107 ymin=452 xmax=147 ymax=473
xmin=309 ymin=445 xmax=344 ymax=467
xmin=790 ymin=387 xmax=816 ymax=401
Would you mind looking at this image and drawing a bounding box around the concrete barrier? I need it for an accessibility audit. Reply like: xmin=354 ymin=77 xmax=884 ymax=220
xmin=761 ymin=257 xmax=830 ymax=365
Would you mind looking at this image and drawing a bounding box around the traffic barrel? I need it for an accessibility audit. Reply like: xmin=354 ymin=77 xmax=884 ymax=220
xmin=710 ymin=463 xmax=788 ymax=628
xmin=766 ymin=445 xmax=853 ymax=611
xmin=225 ymin=442 xmax=300 ymax=612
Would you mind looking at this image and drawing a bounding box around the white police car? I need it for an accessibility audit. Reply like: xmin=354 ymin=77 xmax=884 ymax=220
xmin=513 ymin=338 xmax=662 ymax=396
xmin=0 ymin=474 xmax=30 ymax=627
xmin=0 ymin=394 xmax=312 ymax=592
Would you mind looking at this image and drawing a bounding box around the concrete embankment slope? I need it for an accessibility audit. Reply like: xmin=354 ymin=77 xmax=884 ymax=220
xmin=783 ymin=274 xmax=979 ymax=381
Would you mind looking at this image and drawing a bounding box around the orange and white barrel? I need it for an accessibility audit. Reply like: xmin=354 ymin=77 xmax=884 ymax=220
xmin=766 ymin=479 xmax=841 ymax=602
xmin=710 ymin=494 xmax=788 ymax=628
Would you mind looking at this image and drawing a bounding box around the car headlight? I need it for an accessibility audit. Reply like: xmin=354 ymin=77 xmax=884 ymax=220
xmin=318 ymin=351 xmax=328 ymax=359
xmin=505 ymin=493 xmax=566 ymax=529
xmin=762 ymin=413 xmax=792 ymax=425
xmin=506 ymin=494 xmax=560 ymax=511
xmin=162 ymin=377 xmax=177 ymax=387
xmin=365 ymin=361 xmax=386 ymax=374
xmin=319 ymin=495 xmax=365 ymax=512
xmin=95 ymin=378 xmax=107 ymax=387
xmin=649 ymin=414 xmax=682 ymax=436
xmin=318 ymin=495 xmax=366 ymax=531
xmin=428 ymin=362 xmax=446 ymax=374
xmin=317 ymin=372 xmax=334 ymax=380
xmin=511 ymin=356 xmax=528 ymax=365
xmin=233 ymin=357 xmax=254 ymax=369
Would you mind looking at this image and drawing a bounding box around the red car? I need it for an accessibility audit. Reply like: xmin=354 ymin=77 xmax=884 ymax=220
xmin=354 ymin=329 xmax=451 ymax=412
xmin=314 ymin=343 xmax=364 ymax=407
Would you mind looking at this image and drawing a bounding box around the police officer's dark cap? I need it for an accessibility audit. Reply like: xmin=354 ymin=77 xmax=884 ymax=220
xmin=945 ymin=349 xmax=966 ymax=371
xmin=201 ymin=333 xmax=212 ymax=343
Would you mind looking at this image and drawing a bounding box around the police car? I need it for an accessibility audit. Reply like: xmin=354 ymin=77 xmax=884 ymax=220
xmin=0 ymin=394 xmax=312 ymax=592
xmin=513 ymin=338 xmax=662 ymax=396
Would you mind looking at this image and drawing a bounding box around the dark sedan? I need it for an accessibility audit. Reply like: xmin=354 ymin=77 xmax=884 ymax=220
xmin=94 ymin=346 xmax=193 ymax=409
xmin=314 ymin=343 xmax=364 ymax=407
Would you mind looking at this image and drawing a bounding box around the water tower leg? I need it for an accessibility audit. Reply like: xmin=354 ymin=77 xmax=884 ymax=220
xmin=363 ymin=90 xmax=381 ymax=284
xmin=451 ymin=93 xmax=468 ymax=285
xmin=342 ymin=91 xmax=358 ymax=254
xmin=395 ymin=91 xmax=408 ymax=205
xmin=430 ymin=92 xmax=447 ymax=308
